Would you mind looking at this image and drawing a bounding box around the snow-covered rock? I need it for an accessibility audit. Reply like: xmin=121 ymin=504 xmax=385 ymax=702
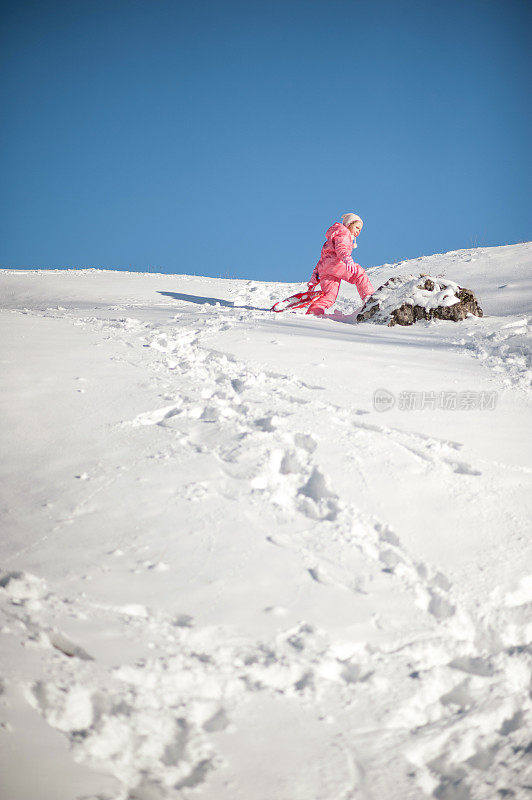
xmin=357 ymin=273 xmax=483 ymax=326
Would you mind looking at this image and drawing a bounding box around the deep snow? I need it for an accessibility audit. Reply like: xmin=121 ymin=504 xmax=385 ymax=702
xmin=0 ymin=242 xmax=531 ymax=800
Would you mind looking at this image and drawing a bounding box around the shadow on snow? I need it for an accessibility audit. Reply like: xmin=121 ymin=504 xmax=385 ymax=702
xmin=158 ymin=291 xmax=265 ymax=311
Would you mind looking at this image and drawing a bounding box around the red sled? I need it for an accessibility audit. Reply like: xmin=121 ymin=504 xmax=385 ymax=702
xmin=270 ymin=288 xmax=324 ymax=313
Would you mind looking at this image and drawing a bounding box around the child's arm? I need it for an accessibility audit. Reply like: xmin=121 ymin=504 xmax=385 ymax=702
xmin=333 ymin=230 xmax=357 ymax=278
xmin=307 ymin=262 xmax=320 ymax=288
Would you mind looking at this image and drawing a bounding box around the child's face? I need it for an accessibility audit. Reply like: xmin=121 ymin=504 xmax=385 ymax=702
xmin=350 ymin=220 xmax=363 ymax=236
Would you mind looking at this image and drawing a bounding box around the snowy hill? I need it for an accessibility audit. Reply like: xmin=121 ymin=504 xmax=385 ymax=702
xmin=0 ymin=242 xmax=531 ymax=800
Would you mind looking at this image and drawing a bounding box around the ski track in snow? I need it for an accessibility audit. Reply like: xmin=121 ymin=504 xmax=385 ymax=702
xmin=1 ymin=249 xmax=531 ymax=800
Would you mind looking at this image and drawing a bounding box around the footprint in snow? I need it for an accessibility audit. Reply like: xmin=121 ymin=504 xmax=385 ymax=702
xmin=230 ymin=378 xmax=246 ymax=394
xmin=48 ymin=631 xmax=94 ymax=661
xmin=379 ymin=548 xmax=404 ymax=573
xmin=293 ymin=432 xmax=317 ymax=453
xmin=254 ymin=416 xmax=278 ymax=432
xmin=375 ymin=521 xmax=401 ymax=547
xmin=308 ymin=565 xmax=337 ymax=587
xmin=427 ymin=589 xmax=455 ymax=620
xmin=448 ymin=655 xmax=495 ymax=677
xmin=444 ymin=459 xmax=482 ymax=476
xmin=0 ymin=570 xmax=48 ymax=603
xmin=279 ymin=450 xmax=302 ymax=474
xmin=298 ymin=468 xmax=341 ymax=522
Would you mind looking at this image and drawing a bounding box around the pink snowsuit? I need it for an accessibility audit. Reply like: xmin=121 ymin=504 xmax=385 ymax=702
xmin=307 ymin=222 xmax=374 ymax=315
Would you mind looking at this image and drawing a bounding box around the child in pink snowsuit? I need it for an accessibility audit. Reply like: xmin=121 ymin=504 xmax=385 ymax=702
xmin=307 ymin=213 xmax=374 ymax=315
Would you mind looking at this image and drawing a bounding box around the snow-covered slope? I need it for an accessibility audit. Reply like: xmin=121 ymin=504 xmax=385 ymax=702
xmin=0 ymin=242 xmax=531 ymax=800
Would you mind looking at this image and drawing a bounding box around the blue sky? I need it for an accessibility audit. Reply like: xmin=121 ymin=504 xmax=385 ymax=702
xmin=1 ymin=0 xmax=530 ymax=281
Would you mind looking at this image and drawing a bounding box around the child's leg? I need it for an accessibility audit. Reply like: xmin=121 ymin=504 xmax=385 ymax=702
xmin=345 ymin=264 xmax=375 ymax=300
xmin=306 ymin=277 xmax=341 ymax=315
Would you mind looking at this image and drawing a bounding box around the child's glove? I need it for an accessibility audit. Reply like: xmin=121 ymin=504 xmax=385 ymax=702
xmin=307 ymin=281 xmax=317 ymax=290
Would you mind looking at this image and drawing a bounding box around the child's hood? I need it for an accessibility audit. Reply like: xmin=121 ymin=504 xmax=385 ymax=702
xmin=325 ymin=222 xmax=356 ymax=247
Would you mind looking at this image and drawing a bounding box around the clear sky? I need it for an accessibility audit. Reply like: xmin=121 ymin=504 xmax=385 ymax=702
xmin=1 ymin=0 xmax=530 ymax=281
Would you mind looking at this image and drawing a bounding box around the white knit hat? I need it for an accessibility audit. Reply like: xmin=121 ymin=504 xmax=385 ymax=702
xmin=341 ymin=212 xmax=363 ymax=228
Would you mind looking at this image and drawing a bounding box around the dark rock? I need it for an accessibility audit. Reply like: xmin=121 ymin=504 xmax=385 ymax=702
xmin=357 ymin=274 xmax=483 ymax=327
